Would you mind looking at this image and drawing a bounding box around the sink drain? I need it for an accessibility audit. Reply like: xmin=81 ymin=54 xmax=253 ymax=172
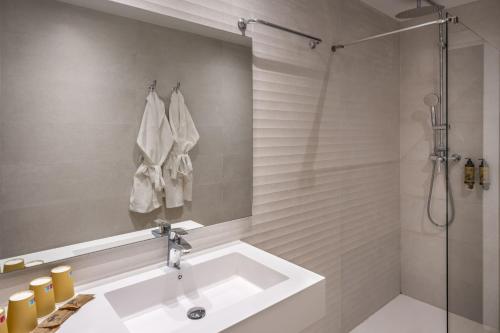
xmin=187 ymin=307 xmax=206 ymax=320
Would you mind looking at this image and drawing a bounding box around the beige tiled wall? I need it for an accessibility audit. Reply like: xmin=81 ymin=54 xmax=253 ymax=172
xmin=0 ymin=0 xmax=401 ymax=332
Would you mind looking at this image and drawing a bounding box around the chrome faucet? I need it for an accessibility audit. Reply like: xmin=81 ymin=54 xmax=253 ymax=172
xmin=154 ymin=219 xmax=192 ymax=269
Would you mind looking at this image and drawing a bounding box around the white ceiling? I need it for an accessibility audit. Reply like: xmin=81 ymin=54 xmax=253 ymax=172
xmin=360 ymin=0 xmax=481 ymax=20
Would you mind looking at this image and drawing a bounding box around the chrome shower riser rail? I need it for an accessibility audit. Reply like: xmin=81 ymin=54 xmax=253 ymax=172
xmin=238 ymin=18 xmax=322 ymax=49
xmin=331 ymin=16 xmax=458 ymax=52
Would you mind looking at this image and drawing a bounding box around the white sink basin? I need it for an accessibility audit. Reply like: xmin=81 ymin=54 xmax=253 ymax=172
xmin=58 ymin=241 xmax=325 ymax=333
xmin=105 ymin=253 xmax=287 ymax=333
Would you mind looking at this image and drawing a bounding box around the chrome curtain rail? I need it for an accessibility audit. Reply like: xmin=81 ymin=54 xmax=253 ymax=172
xmin=238 ymin=18 xmax=322 ymax=49
xmin=331 ymin=16 xmax=458 ymax=52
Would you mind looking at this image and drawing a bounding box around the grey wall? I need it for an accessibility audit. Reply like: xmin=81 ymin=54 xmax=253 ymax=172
xmin=0 ymin=0 xmax=252 ymax=258
xmin=448 ymin=44 xmax=484 ymax=322
xmin=448 ymin=2 xmax=500 ymax=328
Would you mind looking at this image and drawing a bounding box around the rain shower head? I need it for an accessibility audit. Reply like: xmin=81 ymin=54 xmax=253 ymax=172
xmin=395 ymin=0 xmax=444 ymax=19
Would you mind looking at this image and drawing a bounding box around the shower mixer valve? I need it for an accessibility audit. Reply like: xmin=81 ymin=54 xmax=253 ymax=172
xmin=429 ymin=153 xmax=461 ymax=174
xmin=429 ymin=153 xmax=461 ymax=162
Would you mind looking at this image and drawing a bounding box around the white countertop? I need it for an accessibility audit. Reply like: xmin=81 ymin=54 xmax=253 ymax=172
xmin=51 ymin=241 xmax=324 ymax=333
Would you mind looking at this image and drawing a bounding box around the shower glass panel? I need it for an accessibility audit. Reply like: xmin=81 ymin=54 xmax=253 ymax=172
xmin=447 ymin=21 xmax=500 ymax=333
xmin=399 ymin=17 xmax=449 ymax=332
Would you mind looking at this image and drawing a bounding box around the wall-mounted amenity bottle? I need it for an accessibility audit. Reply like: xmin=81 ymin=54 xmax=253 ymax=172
xmin=464 ymin=158 xmax=475 ymax=190
xmin=479 ymin=159 xmax=490 ymax=190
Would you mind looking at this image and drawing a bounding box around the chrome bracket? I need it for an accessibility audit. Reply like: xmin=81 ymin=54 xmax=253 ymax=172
xmin=309 ymin=40 xmax=320 ymax=49
xmin=238 ymin=18 xmax=322 ymax=49
xmin=331 ymin=45 xmax=344 ymax=53
xmin=238 ymin=18 xmax=248 ymax=35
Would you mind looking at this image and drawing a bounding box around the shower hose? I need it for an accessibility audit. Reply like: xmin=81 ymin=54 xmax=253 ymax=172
xmin=426 ymin=158 xmax=455 ymax=228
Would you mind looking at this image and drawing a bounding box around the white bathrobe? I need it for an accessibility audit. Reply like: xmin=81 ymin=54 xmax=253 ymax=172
xmin=163 ymin=91 xmax=199 ymax=208
xmin=129 ymin=91 xmax=173 ymax=213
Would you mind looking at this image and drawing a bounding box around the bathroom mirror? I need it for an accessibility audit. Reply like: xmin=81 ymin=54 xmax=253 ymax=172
xmin=0 ymin=0 xmax=253 ymax=273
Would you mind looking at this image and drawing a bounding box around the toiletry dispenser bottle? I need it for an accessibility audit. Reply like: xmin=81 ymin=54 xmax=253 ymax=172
xmin=464 ymin=158 xmax=475 ymax=190
xmin=479 ymin=159 xmax=490 ymax=190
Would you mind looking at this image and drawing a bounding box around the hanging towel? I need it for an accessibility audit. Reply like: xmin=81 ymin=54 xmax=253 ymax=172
xmin=163 ymin=90 xmax=199 ymax=208
xmin=129 ymin=91 xmax=173 ymax=213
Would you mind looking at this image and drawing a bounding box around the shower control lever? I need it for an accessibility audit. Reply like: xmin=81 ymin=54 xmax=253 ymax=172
xmin=429 ymin=153 xmax=461 ymax=162
xmin=432 ymin=125 xmax=448 ymax=130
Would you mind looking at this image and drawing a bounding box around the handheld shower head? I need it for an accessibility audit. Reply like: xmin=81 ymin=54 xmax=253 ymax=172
xmin=424 ymin=93 xmax=439 ymax=107
xmin=424 ymin=93 xmax=439 ymax=127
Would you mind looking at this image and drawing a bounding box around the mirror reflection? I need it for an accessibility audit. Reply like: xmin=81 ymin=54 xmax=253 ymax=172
xmin=0 ymin=0 xmax=253 ymax=273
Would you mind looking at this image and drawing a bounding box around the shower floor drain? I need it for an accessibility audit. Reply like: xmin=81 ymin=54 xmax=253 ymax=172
xmin=187 ymin=307 xmax=206 ymax=320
